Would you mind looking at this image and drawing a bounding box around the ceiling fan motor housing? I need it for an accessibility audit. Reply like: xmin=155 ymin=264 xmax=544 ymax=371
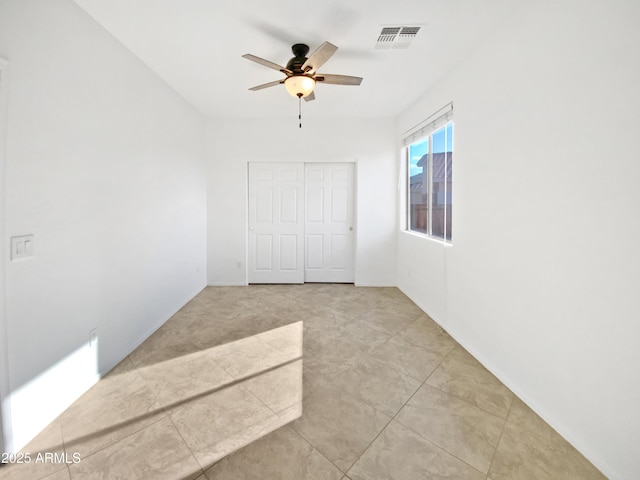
xmin=286 ymin=43 xmax=311 ymax=73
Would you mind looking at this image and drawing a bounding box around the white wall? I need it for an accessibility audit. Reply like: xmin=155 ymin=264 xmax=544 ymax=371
xmin=0 ymin=0 xmax=207 ymax=451
xmin=396 ymin=1 xmax=640 ymax=478
xmin=206 ymin=116 xmax=396 ymax=287
xmin=0 ymin=58 xmax=10 ymax=453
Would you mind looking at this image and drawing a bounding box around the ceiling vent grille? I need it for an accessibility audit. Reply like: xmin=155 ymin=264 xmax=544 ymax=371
xmin=375 ymin=26 xmax=421 ymax=49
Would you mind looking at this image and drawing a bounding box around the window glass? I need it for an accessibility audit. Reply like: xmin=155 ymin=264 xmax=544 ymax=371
xmin=431 ymin=123 xmax=453 ymax=240
xmin=408 ymin=138 xmax=429 ymax=234
xmin=406 ymin=122 xmax=453 ymax=241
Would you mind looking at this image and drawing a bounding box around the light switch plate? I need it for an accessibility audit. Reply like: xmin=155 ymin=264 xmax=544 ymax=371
xmin=10 ymin=235 xmax=34 ymax=261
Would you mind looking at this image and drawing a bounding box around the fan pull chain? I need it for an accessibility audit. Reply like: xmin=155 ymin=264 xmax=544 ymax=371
xmin=298 ymin=95 xmax=302 ymax=128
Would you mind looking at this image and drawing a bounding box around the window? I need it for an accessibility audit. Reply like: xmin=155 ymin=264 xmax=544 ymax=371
xmin=405 ymin=109 xmax=453 ymax=241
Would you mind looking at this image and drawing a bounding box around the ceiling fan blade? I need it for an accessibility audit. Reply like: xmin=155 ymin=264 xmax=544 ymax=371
xmin=304 ymin=91 xmax=316 ymax=102
xmin=302 ymin=42 xmax=338 ymax=73
xmin=242 ymin=54 xmax=292 ymax=75
xmin=248 ymin=79 xmax=284 ymax=91
xmin=315 ymin=74 xmax=363 ymax=86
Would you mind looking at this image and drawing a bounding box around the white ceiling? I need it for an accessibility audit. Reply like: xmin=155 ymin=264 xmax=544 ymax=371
xmin=73 ymin=0 xmax=524 ymax=119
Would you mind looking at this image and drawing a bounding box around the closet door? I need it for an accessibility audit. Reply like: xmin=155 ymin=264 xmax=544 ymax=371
xmin=304 ymin=163 xmax=355 ymax=283
xmin=248 ymin=163 xmax=304 ymax=284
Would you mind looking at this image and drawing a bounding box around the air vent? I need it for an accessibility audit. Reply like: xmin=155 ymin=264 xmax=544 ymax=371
xmin=375 ymin=26 xmax=421 ymax=49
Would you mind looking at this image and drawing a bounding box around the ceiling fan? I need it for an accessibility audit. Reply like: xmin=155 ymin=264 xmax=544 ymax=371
xmin=242 ymin=42 xmax=363 ymax=102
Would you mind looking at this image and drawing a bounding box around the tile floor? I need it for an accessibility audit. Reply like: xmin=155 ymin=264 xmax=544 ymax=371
xmin=0 ymin=284 xmax=606 ymax=480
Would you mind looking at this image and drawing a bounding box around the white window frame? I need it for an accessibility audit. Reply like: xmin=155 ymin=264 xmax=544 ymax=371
xmin=402 ymin=103 xmax=453 ymax=242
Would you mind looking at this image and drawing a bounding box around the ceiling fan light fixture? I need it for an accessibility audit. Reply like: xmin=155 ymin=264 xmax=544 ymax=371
xmin=284 ymin=75 xmax=316 ymax=98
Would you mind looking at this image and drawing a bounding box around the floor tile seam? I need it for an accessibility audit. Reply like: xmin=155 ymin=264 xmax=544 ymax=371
xmin=397 ymin=406 xmax=504 ymax=449
xmin=312 ymin=344 xmax=424 ymax=404
xmin=405 ymin=380 xmax=508 ymax=441
xmin=158 ymin=355 xmax=303 ymax=422
xmin=389 ymin=415 xmax=492 ymax=477
xmin=428 ymin=344 xmax=519 ymax=420
xmin=40 ymin=464 xmax=71 ymax=480
xmin=406 ymin=345 xmax=508 ymax=473
xmin=423 ymin=376 xmax=514 ymax=421
xmin=368 ymin=348 xmax=497 ymax=476
xmin=343 ymin=353 xmax=426 ymax=406
xmin=67 ymin=366 xmax=150 ymax=410
xmin=59 ymin=395 xmax=169 ymax=448
xmin=241 ymin=378 xmax=289 ymax=418
xmin=288 ymin=426 xmax=346 ymax=477
xmin=367 ymin=340 xmax=447 ymax=383
xmin=301 ymin=371 xmax=373 ymax=410
xmin=174 ymin=408 xmax=282 ymax=474
xmin=405 ymin=311 xmax=431 ymax=324
xmin=339 ymin=315 xmax=396 ymax=334
xmin=128 ymin=365 xmax=198 ymax=419
xmin=365 ymin=330 xmax=398 ymax=356
xmin=21 ymin=457 xmax=69 ymax=480
xmin=208 ymin=402 xmax=291 ymax=449
xmin=399 ymin=313 xmax=429 ymax=331
xmin=303 ymin=325 xmax=398 ymax=470
xmin=57 ymin=416 xmax=76 ymax=478
xmin=65 ymin=413 xmax=168 ymax=465
xmin=386 ymin=314 xmax=456 ymax=343
xmin=349 ymin=336 xmax=453 ymax=417
xmin=350 ymin=313 xmax=408 ymax=335
xmin=61 ymin=464 xmax=72 ymax=480
xmin=126 ymin=350 xmax=155 ymax=370
xmin=341 ymin=413 xmax=396 ymax=477
xmin=499 ymin=410 xmax=573 ymax=452
xmin=165 ymin=412 xmax=207 ymax=477
xmin=324 ymin=375 xmax=421 ymax=420
xmin=126 ymin=350 xmax=159 ymax=370
xmin=214 ymin=330 xmax=284 ymax=354
xmin=433 ymin=368 xmax=509 ymax=399
xmin=422 ymin=342 xmax=456 ymax=387
xmin=435 ymin=353 xmax=512 ymax=393
xmin=355 ymin=349 xmax=417 ymax=377
xmin=344 ymin=359 xmax=438 ymax=478
xmin=126 ymin=364 xmax=211 ymax=423
xmin=206 ymin=351 xmax=252 ymax=382
xmin=289 ymin=419 xmax=368 ymax=476
xmin=30 ymin=416 xmax=63 ymax=453
xmin=388 ymin=336 xmax=456 ymax=355
xmin=485 ymin=395 xmax=515 ymax=478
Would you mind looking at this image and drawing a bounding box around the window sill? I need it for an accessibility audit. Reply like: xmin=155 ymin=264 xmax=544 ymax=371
xmin=401 ymin=229 xmax=452 ymax=247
